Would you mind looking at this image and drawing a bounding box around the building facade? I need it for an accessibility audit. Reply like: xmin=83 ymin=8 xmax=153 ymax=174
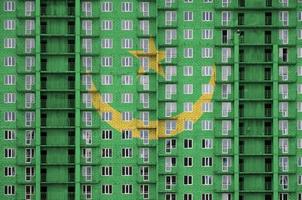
xmin=0 ymin=0 xmax=302 ymax=200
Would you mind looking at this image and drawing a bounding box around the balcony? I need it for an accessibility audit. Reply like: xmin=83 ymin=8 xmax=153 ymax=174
xmin=264 ymin=145 xmax=272 ymax=154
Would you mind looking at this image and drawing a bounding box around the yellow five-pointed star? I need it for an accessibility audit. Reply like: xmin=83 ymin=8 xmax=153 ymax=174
xmin=129 ymin=38 xmax=166 ymax=77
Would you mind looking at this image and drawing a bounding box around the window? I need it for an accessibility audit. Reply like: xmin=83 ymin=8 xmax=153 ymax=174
xmin=4 ymin=75 xmax=16 ymax=85
xmin=83 ymin=112 xmax=92 ymax=126
xmin=201 ymin=157 xmax=213 ymax=167
xmin=279 ymin=11 xmax=288 ymax=26
xmin=165 ymin=29 xmax=177 ymax=44
xmin=299 ymin=11 xmax=302 ymax=21
xmin=201 ymin=66 xmax=213 ymax=76
xmin=222 ymin=102 xmax=231 ymax=117
xmin=184 ymin=11 xmax=193 ymax=21
xmin=121 ymin=20 xmax=133 ymax=30
xmin=82 ymin=185 xmax=92 ymax=199
xmin=222 ymin=66 xmax=231 ymax=81
xmin=25 ymin=38 xmax=35 ymax=53
xmin=222 ymin=120 xmax=232 ymax=135
xmin=202 ymin=84 xmax=213 ymax=94
xmin=222 ymin=11 xmax=231 ymax=26
xmin=4 ymin=20 xmax=15 ymax=30
xmin=25 ymin=56 xmax=35 ymax=72
xmin=121 ymin=57 xmax=133 ymax=67
xmin=165 ymin=84 xmax=176 ymax=99
xmin=4 ymin=112 xmax=16 ymax=122
xmin=25 ymin=166 xmax=34 ymax=181
xmin=202 ymin=102 xmax=213 ymax=112
xmin=121 ymin=148 xmax=132 ymax=158
xmin=140 ymin=20 xmax=149 ymax=35
xmin=101 ymin=56 xmax=113 ymax=67
xmin=201 ymin=120 xmax=213 ymax=130
xmin=279 ymin=175 xmax=289 ymax=190
xmin=101 ymin=2 xmax=113 ymax=12
xmin=201 ymin=193 xmax=213 ymax=200
xmin=82 ymin=93 xmax=92 ymax=108
xmin=101 ymin=129 xmax=112 ymax=140
xmin=122 ymin=184 xmax=132 ymax=194
xmin=101 ymin=148 xmax=112 ymax=158
xmin=122 ymin=166 xmax=132 ymax=176
xmin=165 ymin=139 xmax=176 ymax=153
xmin=184 ymin=29 xmax=193 ymax=40
xmin=4 ymin=148 xmax=15 ymax=158
xmin=184 ymin=48 xmax=193 ymax=58
xmin=25 ymin=148 xmax=34 ymax=163
xmin=4 ymin=166 xmax=15 ymax=177
xmin=82 ymin=75 xmax=92 ymax=90
xmin=4 ymin=93 xmax=16 ymax=104
xmin=101 ymin=20 xmax=113 ymax=30
xmin=25 ymin=112 xmax=35 ymax=127
xmin=165 ymin=48 xmax=177 ymax=63
xmin=201 ymin=139 xmax=213 ymax=149
xmin=222 ymin=175 xmax=231 ymax=190
xmin=101 ymin=38 xmax=113 ymax=49
xmin=222 ymin=139 xmax=232 ymax=154
xmin=202 ymin=29 xmax=213 ymax=39
xmin=201 ymin=48 xmax=213 ymax=58
xmin=201 ymin=176 xmax=213 ymax=185
xmin=140 ymin=93 xmax=149 ymax=108
xmin=202 ymin=11 xmax=213 ymax=21
xmin=4 ymin=130 xmax=15 ymax=140
xmin=82 ymin=130 xmax=92 ymax=144
xmin=101 ymin=75 xmax=113 ymax=85
xmin=184 ymin=102 xmax=193 ymax=112
xmin=165 ymin=120 xmax=176 ymax=135
xmin=121 ymin=2 xmax=132 ymax=12
xmin=184 ymin=157 xmax=193 ymax=167
xmin=101 ymin=112 xmax=112 ymax=121
xmin=165 ymin=11 xmax=177 ymax=26
xmin=222 ymin=157 xmax=232 ymax=172
xmin=82 ymin=166 xmax=92 ymax=181
xmin=140 ymin=148 xmax=149 ymax=163
xmin=122 ymin=112 xmax=133 ymax=121
xmin=25 ymin=75 xmax=34 ymax=90
xmin=184 ymin=139 xmax=193 ymax=149
xmin=121 ymin=38 xmax=133 ymax=49
xmin=222 ymin=48 xmax=231 ymax=62
xmin=102 ymin=184 xmax=112 ymax=194
xmin=101 ymin=93 xmax=113 ymax=103
xmin=4 ymin=38 xmax=15 ymax=48
xmin=184 ymin=84 xmax=193 ymax=94
xmin=25 ymin=130 xmax=34 ymax=145
xmin=101 ymin=166 xmax=112 ymax=176
xmin=280 ymin=157 xmax=289 ymax=172
xmin=25 ymin=20 xmax=34 ymax=35
xmin=184 ymin=120 xmax=193 ymax=130
xmin=25 ymin=1 xmax=34 ymax=16
xmin=4 ymin=185 xmax=15 ymax=195
xmin=121 ymin=93 xmax=133 ymax=103
xmin=4 ymin=56 xmax=16 ymax=67
xmin=184 ymin=175 xmax=193 ymax=185
xmin=4 ymin=1 xmax=15 ymax=12
xmin=140 ymin=2 xmax=149 ymax=17
xmin=279 ymin=29 xmax=288 ymax=44
xmin=122 ymin=130 xmax=132 ymax=140
xmin=82 ymin=20 xmax=92 ymax=35
xmin=82 ymin=2 xmax=92 ymax=17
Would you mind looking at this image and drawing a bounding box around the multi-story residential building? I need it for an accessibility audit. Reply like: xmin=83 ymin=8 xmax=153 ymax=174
xmin=0 ymin=0 xmax=302 ymax=200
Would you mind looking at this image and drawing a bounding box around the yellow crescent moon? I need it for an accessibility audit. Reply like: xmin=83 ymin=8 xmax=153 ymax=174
xmin=89 ymin=66 xmax=216 ymax=139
